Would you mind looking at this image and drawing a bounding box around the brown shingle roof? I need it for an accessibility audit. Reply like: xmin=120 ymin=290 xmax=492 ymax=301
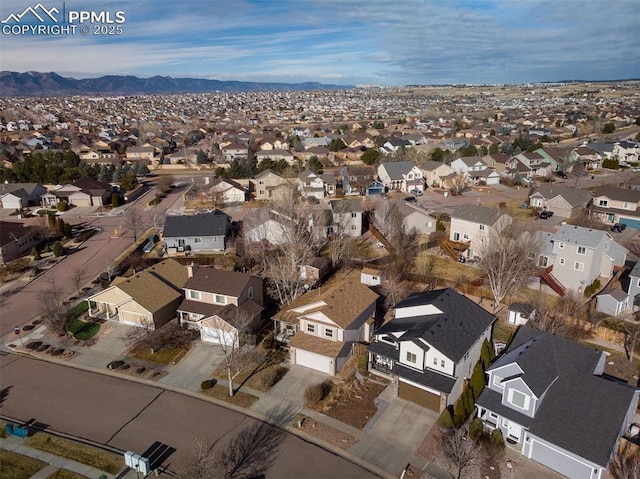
xmin=184 ymin=267 xmax=253 ymax=297
xmin=289 ymin=332 xmax=347 ymax=358
xmin=117 ymin=271 xmax=182 ymax=313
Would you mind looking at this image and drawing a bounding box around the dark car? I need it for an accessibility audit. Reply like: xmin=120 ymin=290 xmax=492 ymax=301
xmin=539 ymin=210 xmax=554 ymax=219
xmin=107 ymin=360 xmax=125 ymax=370
xmin=404 ymin=196 xmax=417 ymax=203
xmin=611 ymin=223 xmax=627 ymax=232
xmin=556 ymin=171 xmax=567 ymax=179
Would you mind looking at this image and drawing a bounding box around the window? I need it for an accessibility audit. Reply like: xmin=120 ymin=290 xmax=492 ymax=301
xmin=214 ymin=294 xmax=226 ymax=304
xmin=510 ymin=390 xmax=528 ymax=409
xmin=248 ymin=287 xmax=253 ymax=299
xmin=188 ymin=290 xmax=201 ymax=300
xmin=577 ymin=246 xmax=586 ymax=255
xmin=325 ymin=328 xmax=333 ymax=338
xmin=574 ymin=261 xmax=584 ymax=271
xmin=307 ymin=323 xmax=316 ymax=333
xmin=406 ymin=351 xmax=417 ymax=363
xmin=479 ymin=224 xmax=485 ymax=231
xmin=463 ymin=233 xmax=469 ymax=240
xmin=453 ymin=232 xmax=460 ymax=241
xmin=599 ymin=199 xmax=608 ymax=207
xmin=194 ymin=237 xmax=202 ymax=244
xmin=440 ymin=359 xmax=445 ymax=367
xmin=433 ymin=357 xmax=438 ymax=365
xmin=559 ymin=242 xmax=565 ymax=249
xmin=539 ymin=256 xmax=548 ymax=267
xmin=559 ymin=258 xmax=565 ymax=265
xmin=351 ymin=225 xmax=357 ymax=230
xmin=351 ymin=212 xmax=357 ymax=218
xmin=623 ymin=202 xmax=630 ymax=209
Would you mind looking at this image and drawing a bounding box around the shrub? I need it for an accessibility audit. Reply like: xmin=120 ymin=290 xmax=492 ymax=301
xmin=52 ymin=241 xmax=64 ymax=257
xmin=469 ymin=417 xmax=484 ymax=440
xmin=453 ymin=395 xmax=467 ymax=428
xmin=470 ymin=361 xmax=485 ymax=400
xmin=490 ymin=429 xmax=505 ymax=449
xmin=584 ymin=279 xmax=601 ymax=297
xmin=200 ymin=379 xmax=216 ymax=390
xmin=30 ymin=246 xmax=41 ymax=260
xmin=305 ymin=380 xmax=333 ymax=405
xmin=437 ymin=408 xmax=454 ymax=430
xmin=56 ymin=201 xmax=68 ymax=212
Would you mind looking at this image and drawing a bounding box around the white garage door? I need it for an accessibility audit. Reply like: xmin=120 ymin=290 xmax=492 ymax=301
xmin=529 ymin=438 xmax=596 ymax=479
xmin=201 ymin=327 xmax=235 ymax=346
xmin=294 ymin=349 xmax=334 ymax=375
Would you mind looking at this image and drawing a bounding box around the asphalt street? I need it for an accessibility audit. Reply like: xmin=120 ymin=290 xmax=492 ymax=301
xmin=0 ymin=352 xmax=380 ymax=479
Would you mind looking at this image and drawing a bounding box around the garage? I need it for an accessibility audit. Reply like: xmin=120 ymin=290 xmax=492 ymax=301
xmin=293 ymin=348 xmax=335 ymax=375
xmin=398 ymin=380 xmax=441 ymax=411
xmin=619 ymin=217 xmax=640 ymax=230
xmin=528 ymin=437 xmax=598 ymax=479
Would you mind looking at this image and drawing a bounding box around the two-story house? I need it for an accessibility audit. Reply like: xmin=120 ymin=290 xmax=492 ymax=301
xmin=163 ymin=210 xmax=231 ymax=254
xmin=596 ymin=261 xmax=640 ymax=317
xmin=537 ymin=224 xmax=627 ymax=294
xmin=255 ymin=148 xmax=295 ymax=166
xmin=252 ymin=169 xmax=286 ymax=201
xmin=221 ymin=142 xmax=248 ymax=162
xmin=447 ymin=205 xmax=511 ymax=260
xmin=298 ymin=170 xmax=328 ymax=200
xmin=420 ymin=160 xmax=454 ymax=188
xmin=368 ymin=288 xmax=496 ymax=412
xmin=328 ymin=199 xmax=364 ymax=237
xmin=450 ymin=156 xmax=500 ymax=185
xmin=476 ymin=326 xmax=639 ymax=479
xmin=507 ymin=152 xmax=553 ymax=179
xmin=377 ymin=161 xmax=424 ymax=192
xmin=177 ymin=265 xmax=264 ymax=344
xmin=613 ymin=140 xmax=639 ymax=164
xmin=528 ymin=184 xmax=592 ymax=218
xmin=125 ymin=146 xmax=155 ymax=164
xmin=273 ymin=276 xmax=379 ymax=375
xmin=590 ymin=186 xmax=640 ymax=229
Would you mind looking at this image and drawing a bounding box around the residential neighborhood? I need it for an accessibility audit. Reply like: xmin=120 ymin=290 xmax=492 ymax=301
xmin=1 ymin=80 xmax=639 ymax=479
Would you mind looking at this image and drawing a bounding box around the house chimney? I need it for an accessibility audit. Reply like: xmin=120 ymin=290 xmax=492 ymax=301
xmin=187 ymin=262 xmax=198 ymax=278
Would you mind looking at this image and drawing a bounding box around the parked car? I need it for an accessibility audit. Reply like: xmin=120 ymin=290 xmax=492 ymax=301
xmin=611 ymin=223 xmax=627 ymax=232
xmin=404 ymin=196 xmax=417 ymax=203
xmin=410 ymin=189 xmax=424 ymax=196
xmin=539 ymin=210 xmax=554 ymax=219
xmin=555 ymin=171 xmax=567 ymax=178
xmin=107 ymin=360 xmax=125 ymax=370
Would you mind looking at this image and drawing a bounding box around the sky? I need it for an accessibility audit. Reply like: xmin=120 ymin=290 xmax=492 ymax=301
xmin=1 ymin=0 xmax=639 ymax=86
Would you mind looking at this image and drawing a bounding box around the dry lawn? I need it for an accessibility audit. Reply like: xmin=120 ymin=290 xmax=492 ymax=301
xmin=201 ymin=384 xmax=259 ymax=408
xmin=25 ymin=433 xmax=122 ymax=474
xmin=214 ymin=347 xmax=288 ymax=393
xmin=294 ymin=414 xmax=359 ymax=450
xmin=46 ymin=470 xmax=89 ymax=479
xmin=418 ymin=254 xmax=483 ymax=283
xmin=0 ymin=449 xmax=47 ymax=479
xmin=127 ymin=344 xmax=190 ymax=365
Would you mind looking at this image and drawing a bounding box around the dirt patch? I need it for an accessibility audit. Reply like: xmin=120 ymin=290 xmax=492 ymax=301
xmin=294 ymin=414 xmax=359 ymax=450
xmin=307 ymin=376 xmax=387 ymax=430
xmin=214 ymin=347 xmax=288 ymax=393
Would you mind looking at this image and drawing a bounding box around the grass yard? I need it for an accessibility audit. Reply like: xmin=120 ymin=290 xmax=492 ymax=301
xmin=214 ymin=347 xmax=289 ymax=393
xmin=25 ymin=433 xmax=122 ymax=475
xmin=485 ymin=200 xmax=535 ymax=221
xmin=493 ymin=320 xmax=517 ymax=345
xmin=201 ymin=384 xmax=260 ymax=408
xmin=418 ymin=253 xmax=483 ymax=283
xmin=67 ymin=320 xmax=100 ymax=340
xmin=46 ymin=469 xmax=89 ymax=479
xmin=127 ymin=344 xmax=189 ymax=365
xmin=0 ymin=449 xmax=47 ymax=479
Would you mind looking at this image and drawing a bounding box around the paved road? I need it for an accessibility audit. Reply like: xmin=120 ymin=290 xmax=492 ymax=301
xmin=0 ymin=352 xmax=379 ymax=479
xmin=0 ymin=186 xmax=184 ymax=336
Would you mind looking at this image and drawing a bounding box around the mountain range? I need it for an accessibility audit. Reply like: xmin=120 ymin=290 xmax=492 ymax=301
xmin=0 ymin=71 xmax=352 ymax=96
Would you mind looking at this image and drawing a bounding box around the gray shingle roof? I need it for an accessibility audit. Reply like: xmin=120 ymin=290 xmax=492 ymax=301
xmin=531 ymin=184 xmax=592 ymax=207
xmin=488 ymin=326 xmax=638 ymax=467
xmin=450 ymin=205 xmax=507 ymax=226
xmin=377 ymin=288 xmax=496 ymax=362
xmin=552 ymin=224 xmax=610 ymax=249
xmin=163 ymin=211 xmax=230 ymax=238
xmin=380 ymin=160 xmax=417 ymax=180
xmin=592 ymin=185 xmax=640 ymax=203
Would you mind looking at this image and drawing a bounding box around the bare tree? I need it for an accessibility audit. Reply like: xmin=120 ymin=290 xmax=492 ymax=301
xmin=71 ymin=266 xmax=87 ymax=295
xmin=445 ymin=172 xmax=468 ymax=195
xmin=380 ymin=269 xmax=412 ymax=308
xmin=441 ymin=426 xmax=483 ymax=479
xmin=206 ymin=309 xmax=254 ymax=397
xmin=122 ymin=206 xmax=147 ymax=245
xmin=610 ymin=441 xmax=640 ymax=479
xmin=149 ymin=205 xmax=165 ymax=235
xmin=155 ymin=174 xmax=175 ymax=194
xmin=415 ymin=252 xmax=436 ymax=286
xmin=478 ymin=223 xmax=542 ymax=312
xmin=104 ymin=259 xmax=117 ymax=282
xmin=122 ymin=320 xmax=194 ymax=355
xmin=372 ymin=198 xmax=404 ymax=248
xmin=39 ymin=276 xmax=72 ymax=337
xmin=174 ymin=434 xmax=218 ymax=479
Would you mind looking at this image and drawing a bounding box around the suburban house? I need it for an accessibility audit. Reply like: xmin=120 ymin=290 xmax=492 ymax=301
xmin=613 ymin=140 xmax=639 ymax=163
xmin=596 ymin=261 xmax=640 ymax=317
xmin=450 ymin=157 xmax=500 ymax=186
xmin=507 ymin=152 xmax=554 ymax=179
xmin=255 ymin=149 xmax=295 ymax=166
xmin=206 ymin=177 xmax=247 ymax=205
xmin=377 ymin=161 xmax=424 ymax=192
xmin=399 ymin=203 xmax=438 ymax=235
xmin=570 ymin=145 xmax=602 ymax=170
xmin=420 ymin=161 xmax=454 ymax=188
xmin=537 ymin=224 xmax=627 ymax=294
xmin=476 ymin=326 xmax=639 ymax=479
xmin=336 ymin=165 xmax=377 ymax=195
xmin=163 ymin=210 xmax=231 ymax=254
xmin=273 ymin=276 xmax=379 ymax=375
xmin=220 ymin=142 xmax=248 ymax=162
xmin=447 ymin=205 xmax=511 ymax=260
xmin=52 ymin=179 xmax=113 ymax=207
xmin=243 ymin=208 xmax=294 ymax=246
xmin=483 ymin=153 xmax=511 ymax=175
xmin=328 ymin=199 xmax=364 ymax=237
xmin=125 ymin=146 xmax=155 ymax=163
xmin=368 ymin=288 xmax=496 ymax=411
xmin=298 ymin=170 xmax=328 ymax=200
xmin=0 ymin=220 xmax=43 ymax=264
xmin=252 ymin=169 xmax=286 ymax=201
xmin=528 ymin=184 xmax=592 ymax=218
xmin=590 ymin=186 xmax=640 ymax=229
xmin=87 ymin=259 xmax=188 ymax=329
xmin=177 ymin=265 xmax=264 ymax=344
xmin=0 ymin=183 xmax=47 ymax=210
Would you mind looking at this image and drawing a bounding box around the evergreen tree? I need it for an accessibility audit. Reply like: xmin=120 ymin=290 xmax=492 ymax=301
xmin=437 ymin=408 xmax=454 ymax=430
xmin=30 ymin=246 xmax=41 ymax=260
xmin=454 ymin=395 xmax=467 ymax=428
xmin=52 ymin=241 xmax=64 ymax=257
xmin=470 ymin=361 xmax=486 ymax=400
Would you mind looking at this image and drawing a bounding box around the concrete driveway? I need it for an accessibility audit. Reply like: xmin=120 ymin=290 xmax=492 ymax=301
xmin=159 ymin=341 xmax=225 ymax=390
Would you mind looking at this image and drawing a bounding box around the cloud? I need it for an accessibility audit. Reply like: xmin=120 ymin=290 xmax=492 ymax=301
xmin=1 ymin=0 xmax=638 ymax=84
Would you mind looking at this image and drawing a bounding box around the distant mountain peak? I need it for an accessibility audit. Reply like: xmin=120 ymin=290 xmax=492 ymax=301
xmin=0 ymin=71 xmax=353 ymax=96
